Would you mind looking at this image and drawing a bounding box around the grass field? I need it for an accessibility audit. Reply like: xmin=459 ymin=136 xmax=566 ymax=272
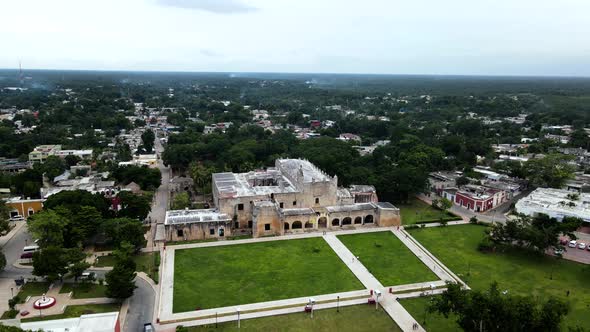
xmin=398 ymin=198 xmax=459 ymax=225
xmin=403 ymin=225 xmax=590 ymax=331
xmin=173 ymin=238 xmax=363 ymax=312
xmin=59 ymin=283 xmax=107 ymax=299
xmin=184 ymin=305 xmax=400 ymax=332
xmin=17 ymin=282 xmax=50 ymax=303
xmin=337 ymin=231 xmax=437 ymax=286
xmin=95 ymin=252 xmax=160 ymax=283
xmin=22 ymin=303 xmax=121 ymax=322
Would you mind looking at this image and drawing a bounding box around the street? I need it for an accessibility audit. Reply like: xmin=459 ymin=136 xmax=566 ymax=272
xmin=124 ymin=276 xmax=155 ymax=332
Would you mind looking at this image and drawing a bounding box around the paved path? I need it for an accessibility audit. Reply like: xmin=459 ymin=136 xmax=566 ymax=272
xmin=323 ymin=234 xmax=382 ymax=289
xmin=323 ymin=234 xmax=425 ymax=331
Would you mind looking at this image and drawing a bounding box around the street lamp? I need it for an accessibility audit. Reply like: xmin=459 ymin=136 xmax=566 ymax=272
xmin=337 ymin=296 xmax=340 ymax=313
xmin=374 ymin=290 xmax=381 ymax=310
xmin=10 ymin=288 xmax=13 ymax=298
xmin=309 ymin=298 xmax=316 ymax=319
xmin=236 ymin=307 xmax=241 ymax=329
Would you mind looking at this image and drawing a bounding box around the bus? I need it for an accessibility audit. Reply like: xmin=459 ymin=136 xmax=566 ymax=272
xmin=20 ymin=245 xmax=39 ymax=259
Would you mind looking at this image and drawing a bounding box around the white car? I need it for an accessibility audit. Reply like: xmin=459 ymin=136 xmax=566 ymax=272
xmin=578 ymin=243 xmax=586 ymax=250
xmin=9 ymin=216 xmax=24 ymax=222
xmin=568 ymin=240 xmax=577 ymax=248
xmin=554 ymin=248 xmax=564 ymax=256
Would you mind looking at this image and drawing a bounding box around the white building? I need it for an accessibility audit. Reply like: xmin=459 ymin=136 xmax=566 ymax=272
xmin=515 ymin=188 xmax=590 ymax=223
xmin=19 ymin=311 xmax=120 ymax=332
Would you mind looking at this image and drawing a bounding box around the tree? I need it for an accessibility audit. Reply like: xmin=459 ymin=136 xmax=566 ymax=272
xmin=0 ymin=199 xmax=11 ymax=234
xmin=105 ymin=242 xmax=137 ymax=299
xmin=456 ymin=176 xmax=470 ymax=187
xmin=68 ymin=260 xmax=91 ymax=283
xmin=117 ymin=191 xmax=151 ymax=221
xmin=27 ymin=210 xmax=66 ymax=248
xmin=32 ymin=247 xmax=87 ymax=283
xmin=67 ymin=206 xmax=103 ymax=246
xmin=172 ymin=192 xmax=190 ymax=210
xmin=430 ymin=282 xmax=569 ymax=332
xmin=64 ymin=155 xmax=81 ymax=167
xmin=189 ymin=162 xmax=215 ymax=195
xmin=45 ymin=190 xmax=111 ymax=217
xmin=525 ymin=154 xmax=575 ymax=188
xmin=487 ymin=213 xmax=582 ymax=253
xmin=141 ymin=129 xmax=155 ymax=153
xmin=102 ymin=218 xmax=146 ymax=249
xmin=34 ymin=155 xmax=66 ymax=180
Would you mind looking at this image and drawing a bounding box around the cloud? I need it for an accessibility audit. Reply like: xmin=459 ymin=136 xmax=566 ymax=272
xmin=155 ymin=0 xmax=257 ymax=14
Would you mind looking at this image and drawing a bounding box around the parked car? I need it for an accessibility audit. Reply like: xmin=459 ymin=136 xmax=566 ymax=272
xmin=79 ymin=272 xmax=96 ymax=281
xmin=554 ymin=248 xmax=564 ymax=256
xmin=559 ymin=238 xmax=568 ymax=245
xmin=568 ymin=240 xmax=577 ymax=248
xmin=143 ymin=323 xmax=154 ymax=332
xmin=578 ymin=243 xmax=586 ymax=250
xmin=9 ymin=216 xmax=24 ymax=222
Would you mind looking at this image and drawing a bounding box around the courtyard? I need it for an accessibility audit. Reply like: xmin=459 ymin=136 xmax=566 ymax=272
xmin=173 ymin=237 xmax=363 ymax=313
xmin=337 ymin=231 xmax=438 ymax=286
xmin=402 ymin=224 xmax=590 ymax=331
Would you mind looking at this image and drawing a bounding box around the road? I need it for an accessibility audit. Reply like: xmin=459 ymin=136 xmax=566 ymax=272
xmin=147 ymin=135 xmax=170 ymax=237
xmin=125 ymin=131 xmax=168 ymax=330
xmin=1 ymin=222 xmax=33 ymax=278
xmin=124 ymin=276 xmax=155 ymax=332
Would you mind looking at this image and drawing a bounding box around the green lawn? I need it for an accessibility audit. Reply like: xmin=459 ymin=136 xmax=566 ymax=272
xmin=173 ymin=238 xmax=363 ymax=312
xmin=22 ymin=303 xmax=121 ymax=322
xmin=17 ymin=282 xmax=50 ymax=303
xmin=59 ymin=283 xmax=108 ymax=299
xmin=403 ymin=225 xmax=590 ymax=331
xmin=337 ymin=231 xmax=437 ymax=286
xmin=401 ymin=296 xmax=460 ymax=332
xmin=185 ymin=304 xmax=400 ymax=332
xmin=398 ymin=198 xmax=459 ymax=225
xmin=95 ymin=252 xmax=160 ymax=283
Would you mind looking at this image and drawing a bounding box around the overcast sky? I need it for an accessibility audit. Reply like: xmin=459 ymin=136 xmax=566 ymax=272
xmin=1 ymin=0 xmax=589 ymax=76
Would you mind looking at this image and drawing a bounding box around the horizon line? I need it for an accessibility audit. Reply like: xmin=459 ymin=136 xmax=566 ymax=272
xmin=0 ymin=67 xmax=589 ymax=80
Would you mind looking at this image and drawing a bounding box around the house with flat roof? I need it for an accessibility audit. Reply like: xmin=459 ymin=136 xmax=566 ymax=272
xmin=18 ymin=311 xmax=120 ymax=332
xmin=515 ymin=188 xmax=590 ymax=223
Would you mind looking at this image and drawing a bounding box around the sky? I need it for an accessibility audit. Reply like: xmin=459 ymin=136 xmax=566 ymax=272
xmin=1 ymin=0 xmax=590 ymax=76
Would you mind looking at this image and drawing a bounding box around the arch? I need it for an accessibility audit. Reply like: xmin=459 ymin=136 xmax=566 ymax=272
xmin=292 ymin=221 xmax=302 ymax=229
xmin=304 ymin=221 xmax=314 ymax=229
xmin=284 ymin=222 xmax=290 ymax=230
xmin=331 ymin=218 xmax=340 ymax=226
xmin=364 ymin=215 xmax=374 ymax=224
xmin=342 ymin=217 xmax=352 ymax=225
xmin=354 ymin=216 xmax=363 ymax=224
xmin=27 ymin=208 xmax=35 ymax=217
xmin=318 ymin=217 xmax=327 ymax=228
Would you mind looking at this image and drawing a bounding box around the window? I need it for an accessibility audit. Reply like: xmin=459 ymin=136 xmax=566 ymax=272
xmin=292 ymin=201 xmax=297 ymax=206
xmin=27 ymin=208 xmax=35 ymax=217
xmin=234 ymin=221 xmax=239 ymax=228
xmin=279 ymin=202 xmax=284 ymax=208
xmin=237 ymin=203 xmax=244 ymax=211
xmin=264 ymin=224 xmax=271 ymax=231
xmin=209 ymin=228 xmax=215 ymax=235
xmin=248 ymin=220 xmax=253 ymax=228
xmin=315 ymin=198 xmax=320 ymax=204
xmin=177 ymin=229 xmax=183 ymax=237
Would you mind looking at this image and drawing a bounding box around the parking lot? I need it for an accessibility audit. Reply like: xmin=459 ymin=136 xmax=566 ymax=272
xmin=551 ymin=236 xmax=590 ymax=264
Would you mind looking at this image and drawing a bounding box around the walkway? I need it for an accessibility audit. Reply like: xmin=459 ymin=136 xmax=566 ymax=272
xmin=323 ymin=233 xmax=425 ymax=331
